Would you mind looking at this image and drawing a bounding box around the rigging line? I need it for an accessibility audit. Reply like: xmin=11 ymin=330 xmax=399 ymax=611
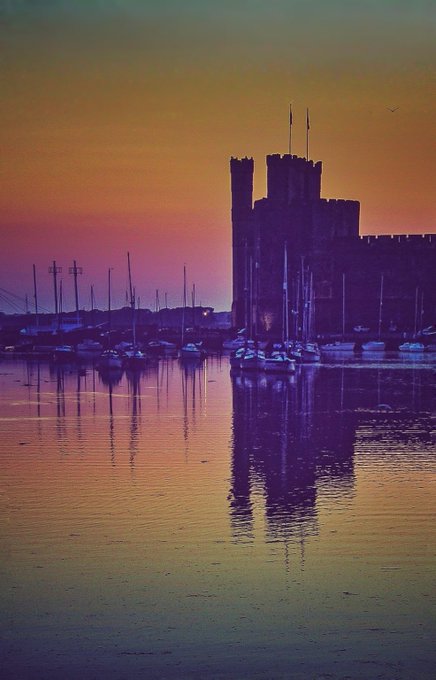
xmin=0 ymin=293 xmax=25 ymax=313
xmin=0 ymin=286 xmax=31 ymax=302
xmin=0 ymin=287 xmax=51 ymax=313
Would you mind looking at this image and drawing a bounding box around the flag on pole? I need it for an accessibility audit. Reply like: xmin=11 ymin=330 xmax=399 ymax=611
xmin=288 ymin=103 xmax=293 ymax=155
xmin=306 ymin=107 xmax=310 ymax=159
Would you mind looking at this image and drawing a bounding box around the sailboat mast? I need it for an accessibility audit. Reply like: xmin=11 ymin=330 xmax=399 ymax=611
xmin=90 ymin=284 xmax=95 ymax=327
xmin=108 ymin=268 xmax=112 ymax=347
xmin=309 ymin=270 xmax=314 ymax=340
xmin=301 ymin=257 xmax=306 ymax=343
xmin=192 ymin=283 xmax=196 ymax=329
xmin=181 ymin=265 xmax=186 ymax=345
xmin=49 ymin=260 xmax=61 ymax=329
xmin=32 ymin=264 xmax=39 ymax=329
xmin=294 ymin=276 xmax=300 ymax=340
xmin=420 ymin=290 xmax=424 ymax=333
xmin=244 ymin=240 xmax=248 ymax=336
xmin=127 ymin=252 xmax=136 ymax=348
xmin=414 ymin=286 xmax=419 ymax=338
xmin=378 ymin=273 xmax=384 ymax=339
xmin=127 ymin=252 xmax=134 ymax=307
xmin=249 ymin=255 xmax=253 ymax=340
xmin=342 ymin=272 xmax=346 ymax=338
xmin=69 ymin=260 xmax=82 ymax=326
xmin=282 ymin=243 xmax=289 ymax=344
xmin=59 ymin=279 xmax=63 ymax=317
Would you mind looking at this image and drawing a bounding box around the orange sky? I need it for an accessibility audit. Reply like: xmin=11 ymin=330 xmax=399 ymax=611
xmin=1 ymin=1 xmax=435 ymax=312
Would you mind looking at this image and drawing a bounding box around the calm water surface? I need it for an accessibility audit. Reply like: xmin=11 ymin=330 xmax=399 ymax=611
xmin=1 ymin=355 xmax=435 ymax=679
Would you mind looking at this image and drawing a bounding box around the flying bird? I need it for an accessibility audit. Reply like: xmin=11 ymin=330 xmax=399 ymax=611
xmin=387 ymin=106 xmax=399 ymax=112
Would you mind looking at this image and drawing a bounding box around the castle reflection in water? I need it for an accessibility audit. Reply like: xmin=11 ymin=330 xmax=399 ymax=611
xmin=229 ymin=362 xmax=433 ymax=545
xmin=229 ymin=368 xmax=356 ymax=544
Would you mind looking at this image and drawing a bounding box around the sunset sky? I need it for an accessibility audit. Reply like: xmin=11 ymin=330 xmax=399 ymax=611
xmin=1 ymin=0 xmax=435 ymax=313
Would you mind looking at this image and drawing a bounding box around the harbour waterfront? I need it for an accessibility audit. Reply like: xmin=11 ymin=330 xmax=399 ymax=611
xmin=1 ymin=355 xmax=435 ymax=679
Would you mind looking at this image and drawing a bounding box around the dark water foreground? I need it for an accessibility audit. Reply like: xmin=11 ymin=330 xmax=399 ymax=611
xmin=1 ymin=356 xmax=435 ymax=679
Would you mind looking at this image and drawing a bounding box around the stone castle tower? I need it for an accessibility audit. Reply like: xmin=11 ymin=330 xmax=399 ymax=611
xmin=231 ymin=153 xmax=434 ymax=336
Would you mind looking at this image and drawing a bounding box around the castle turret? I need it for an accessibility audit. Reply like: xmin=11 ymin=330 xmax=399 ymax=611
xmin=267 ymin=154 xmax=322 ymax=204
xmin=231 ymin=157 xmax=254 ymax=327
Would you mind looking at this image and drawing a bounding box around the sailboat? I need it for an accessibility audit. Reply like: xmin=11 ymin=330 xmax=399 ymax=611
xmin=321 ymin=273 xmax=355 ymax=352
xmin=265 ymin=244 xmax=296 ymax=374
xmin=179 ymin=266 xmax=206 ymax=361
xmin=300 ymin=263 xmax=320 ymax=362
xmin=98 ymin=268 xmax=123 ymax=370
xmin=398 ymin=286 xmax=425 ymax=352
xmin=362 ymin=274 xmax=386 ymax=351
xmin=124 ymin=252 xmax=147 ymax=368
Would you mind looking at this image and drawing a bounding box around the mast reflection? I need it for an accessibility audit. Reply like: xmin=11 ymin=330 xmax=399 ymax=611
xmin=180 ymin=360 xmax=206 ymax=444
xmin=98 ymin=367 xmax=124 ymax=464
xmin=126 ymin=369 xmax=143 ymax=469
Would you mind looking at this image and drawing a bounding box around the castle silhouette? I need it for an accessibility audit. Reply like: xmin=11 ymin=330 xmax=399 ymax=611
xmin=231 ymin=153 xmax=435 ymax=337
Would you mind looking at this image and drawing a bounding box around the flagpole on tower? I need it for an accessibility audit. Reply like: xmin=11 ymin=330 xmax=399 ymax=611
xmin=306 ymin=107 xmax=310 ymax=160
xmin=288 ymin=103 xmax=293 ymax=155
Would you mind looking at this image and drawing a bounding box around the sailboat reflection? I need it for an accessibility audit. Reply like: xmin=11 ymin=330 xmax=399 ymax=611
xmin=229 ymin=368 xmax=356 ymax=544
xmin=97 ymin=367 xmax=124 ymax=387
xmin=96 ymin=366 xmax=123 ymax=464
xmin=126 ymin=369 xmax=142 ymax=468
xmin=180 ymin=360 xmax=206 ymax=441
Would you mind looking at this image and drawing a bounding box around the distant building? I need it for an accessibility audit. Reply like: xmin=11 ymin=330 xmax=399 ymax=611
xmin=231 ymin=153 xmax=435 ymax=336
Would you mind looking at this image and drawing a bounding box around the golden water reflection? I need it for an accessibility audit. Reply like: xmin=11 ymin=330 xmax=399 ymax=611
xmin=1 ymin=356 xmax=435 ymax=679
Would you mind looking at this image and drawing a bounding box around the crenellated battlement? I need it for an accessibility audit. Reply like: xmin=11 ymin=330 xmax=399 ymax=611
xmin=359 ymin=234 xmax=434 ymax=245
xmin=267 ymin=153 xmax=322 ymax=204
xmin=321 ymin=198 xmax=359 ymax=206
xmin=267 ymin=153 xmax=321 ymax=169
xmin=230 ymin=156 xmax=254 ymax=166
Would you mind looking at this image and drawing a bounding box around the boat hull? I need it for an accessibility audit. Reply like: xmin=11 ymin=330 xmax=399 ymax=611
xmin=179 ymin=343 xmax=206 ymax=361
xmin=240 ymin=350 xmax=266 ymax=371
xmin=264 ymin=357 xmax=296 ymax=374
xmin=362 ymin=341 xmax=385 ymax=351
xmin=98 ymin=351 xmax=124 ymax=370
xmin=321 ymin=342 xmax=355 ymax=352
xmin=398 ymin=343 xmax=425 ymax=352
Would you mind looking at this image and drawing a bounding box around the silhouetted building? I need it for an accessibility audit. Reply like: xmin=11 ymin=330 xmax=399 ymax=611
xmin=231 ymin=154 xmax=435 ymax=336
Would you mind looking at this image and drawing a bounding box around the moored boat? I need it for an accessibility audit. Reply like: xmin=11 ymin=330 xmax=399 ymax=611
xmin=179 ymin=343 xmax=206 ymax=360
xmin=76 ymin=338 xmax=103 ymax=355
xmin=286 ymin=341 xmax=303 ymax=362
xmin=362 ymin=340 xmax=385 ymax=351
xmin=97 ymin=349 xmax=124 ymax=370
xmin=124 ymin=347 xmax=148 ymax=368
xmin=223 ymin=336 xmax=254 ymax=351
xmin=264 ymin=351 xmax=296 ymax=374
xmin=320 ymin=341 xmax=355 ymax=352
xmin=147 ymin=339 xmax=177 ymax=356
xmin=240 ymin=349 xmax=266 ymax=371
xmin=53 ymin=345 xmax=76 ymax=361
xmin=230 ymin=347 xmax=247 ymax=369
xmin=362 ymin=275 xmax=386 ymax=353
xmin=301 ymin=343 xmax=321 ymax=363
xmin=398 ymin=342 xmax=425 ymax=352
